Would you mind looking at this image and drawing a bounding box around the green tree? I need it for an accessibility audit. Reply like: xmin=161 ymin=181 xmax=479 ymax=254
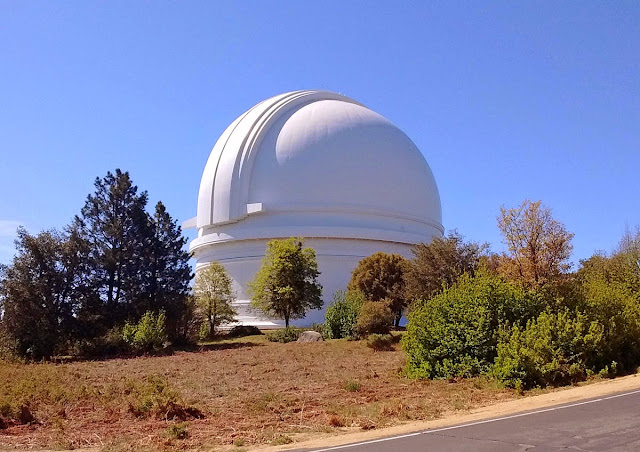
xmin=143 ymin=201 xmax=193 ymax=338
xmin=193 ymin=262 xmax=237 ymax=338
xmin=248 ymin=238 xmax=322 ymax=327
xmin=0 ymin=228 xmax=88 ymax=358
xmin=73 ymin=169 xmax=150 ymax=327
xmin=348 ymin=252 xmax=407 ymax=326
xmin=404 ymin=231 xmax=486 ymax=303
xmin=497 ymin=200 xmax=574 ymax=288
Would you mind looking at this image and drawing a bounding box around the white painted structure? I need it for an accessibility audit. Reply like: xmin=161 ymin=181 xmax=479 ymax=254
xmin=184 ymin=90 xmax=443 ymax=326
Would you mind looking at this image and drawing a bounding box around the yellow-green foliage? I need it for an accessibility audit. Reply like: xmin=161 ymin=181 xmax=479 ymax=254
xmin=122 ymin=310 xmax=168 ymax=352
xmin=249 ymin=238 xmax=323 ymax=327
xmin=402 ymin=271 xmax=536 ymax=379
xmin=493 ymin=310 xmax=604 ymax=389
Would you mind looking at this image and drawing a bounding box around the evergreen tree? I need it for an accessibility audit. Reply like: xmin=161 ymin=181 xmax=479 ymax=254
xmin=73 ymin=169 xmax=152 ymax=326
xmin=0 ymin=228 xmax=88 ymax=358
xmin=145 ymin=201 xmax=193 ymax=337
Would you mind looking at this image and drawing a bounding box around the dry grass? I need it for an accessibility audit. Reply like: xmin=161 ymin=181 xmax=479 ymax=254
xmin=0 ymin=335 xmax=517 ymax=450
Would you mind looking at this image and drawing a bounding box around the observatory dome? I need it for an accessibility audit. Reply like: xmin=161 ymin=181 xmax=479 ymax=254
xmin=187 ymin=90 xmax=443 ymax=326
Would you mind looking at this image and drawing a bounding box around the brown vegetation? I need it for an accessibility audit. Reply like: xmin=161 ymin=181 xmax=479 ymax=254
xmin=0 ymin=335 xmax=517 ymax=450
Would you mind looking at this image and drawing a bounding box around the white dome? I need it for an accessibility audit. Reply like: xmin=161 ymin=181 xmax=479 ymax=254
xmin=188 ymin=90 xmax=443 ymax=326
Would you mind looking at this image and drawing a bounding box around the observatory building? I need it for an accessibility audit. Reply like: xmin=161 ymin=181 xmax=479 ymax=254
xmin=184 ymin=90 xmax=443 ymax=326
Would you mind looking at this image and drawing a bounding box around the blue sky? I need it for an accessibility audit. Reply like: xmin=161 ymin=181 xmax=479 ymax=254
xmin=1 ymin=1 xmax=638 ymax=267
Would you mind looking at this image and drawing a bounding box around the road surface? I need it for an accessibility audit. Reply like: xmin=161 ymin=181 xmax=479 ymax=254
xmin=302 ymin=389 xmax=640 ymax=451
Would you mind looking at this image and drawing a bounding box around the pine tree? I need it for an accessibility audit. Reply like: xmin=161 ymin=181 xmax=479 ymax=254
xmin=144 ymin=201 xmax=193 ymax=338
xmin=0 ymin=228 xmax=88 ymax=358
xmin=73 ymin=169 xmax=151 ymax=326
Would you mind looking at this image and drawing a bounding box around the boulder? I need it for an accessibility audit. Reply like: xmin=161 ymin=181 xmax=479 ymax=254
xmin=297 ymin=331 xmax=324 ymax=343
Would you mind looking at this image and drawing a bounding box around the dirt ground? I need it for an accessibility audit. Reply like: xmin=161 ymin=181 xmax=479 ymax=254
xmin=0 ymin=335 xmax=632 ymax=451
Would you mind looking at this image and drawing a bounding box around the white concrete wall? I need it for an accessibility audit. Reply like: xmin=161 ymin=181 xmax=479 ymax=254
xmin=194 ymin=237 xmax=419 ymax=327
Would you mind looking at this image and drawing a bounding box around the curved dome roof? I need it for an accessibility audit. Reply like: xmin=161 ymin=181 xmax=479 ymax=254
xmin=196 ymin=90 xmax=442 ymax=241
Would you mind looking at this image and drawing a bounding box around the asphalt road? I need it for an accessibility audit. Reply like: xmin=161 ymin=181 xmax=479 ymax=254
xmin=303 ymin=389 xmax=640 ymax=451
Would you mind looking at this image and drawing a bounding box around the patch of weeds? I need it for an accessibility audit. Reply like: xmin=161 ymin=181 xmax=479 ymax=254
xmin=271 ymin=434 xmax=293 ymax=445
xmin=366 ymin=334 xmax=394 ymax=351
xmin=233 ymin=438 xmax=245 ymax=447
xmin=166 ymin=422 xmax=188 ymax=440
xmin=344 ymin=380 xmax=361 ymax=392
xmin=126 ymin=375 xmax=203 ymax=420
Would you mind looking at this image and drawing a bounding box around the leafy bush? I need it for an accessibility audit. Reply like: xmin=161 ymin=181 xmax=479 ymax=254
xmin=324 ymin=290 xmax=365 ymax=339
xmin=366 ymin=334 xmax=395 ymax=351
xmin=355 ymin=301 xmax=395 ymax=338
xmin=227 ymin=325 xmax=263 ymax=338
xmin=402 ymin=271 xmax=537 ymax=379
xmin=123 ymin=311 xmax=168 ymax=352
xmin=579 ymin=274 xmax=640 ymax=371
xmin=493 ymin=310 xmax=604 ymax=389
xmin=266 ymin=327 xmax=302 ymax=343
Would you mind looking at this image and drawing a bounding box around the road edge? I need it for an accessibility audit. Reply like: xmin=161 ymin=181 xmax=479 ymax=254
xmin=257 ymin=373 xmax=640 ymax=452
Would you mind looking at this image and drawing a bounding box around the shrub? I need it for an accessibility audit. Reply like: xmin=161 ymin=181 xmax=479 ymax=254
xmin=355 ymin=300 xmax=394 ymax=338
xmin=344 ymin=380 xmax=361 ymax=392
xmin=123 ymin=311 xmax=168 ymax=352
xmin=324 ymin=290 xmax=365 ymax=339
xmin=166 ymin=422 xmax=189 ymax=440
xmin=227 ymin=325 xmax=262 ymax=338
xmin=72 ymin=326 xmax=127 ymax=357
xmin=126 ymin=375 xmax=203 ymax=420
xmin=579 ymin=275 xmax=640 ymax=371
xmin=271 ymin=434 xmax=293 ymax=445
xmin=266 ymin=327 xmax=302 ymax=343
xmin=493 ymin=310 xmax=604 ymax=389
xmin=366 ymin=334 xmax=394 ymax=351
xmin=402 ymin=271 xmax=537 ymax=379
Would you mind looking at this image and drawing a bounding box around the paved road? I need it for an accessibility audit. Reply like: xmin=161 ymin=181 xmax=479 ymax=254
xmin=303 ymin=389 xmax=640 ymax=451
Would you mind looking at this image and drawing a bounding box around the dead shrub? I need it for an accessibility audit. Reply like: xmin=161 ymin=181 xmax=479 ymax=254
xmin=327 ymin=415 xmax=345 ymax=427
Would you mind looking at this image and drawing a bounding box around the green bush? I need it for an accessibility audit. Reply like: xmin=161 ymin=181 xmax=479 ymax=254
xmin=266 ymin=327 xmax=302 ymax=343
xmin=123 ymin=311 xmax=168 ymax=352
xmin=579 ymin=275 xmax=640 ymax=371
xmin=355 ymin=300 xmax=394 ymax=338
xmin=366 ymin=333 xmax=395 ymax=351
xmin=227 ymin=325 xmax=263 ymax=338
xmin=402 ymin=271 xmax=537 ymax=379
xmin=493 ymin=310 xmax=604 ymax=389
xmin=324 ymin=290 xmax=365 ymax=339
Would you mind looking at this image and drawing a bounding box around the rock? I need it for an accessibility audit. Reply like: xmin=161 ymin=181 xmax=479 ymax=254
xmin=297 ymin=331 xmax=324 ymax=343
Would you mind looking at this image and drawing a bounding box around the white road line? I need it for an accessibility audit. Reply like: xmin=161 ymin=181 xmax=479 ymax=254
xmin=308 ymin=388 xmax=640 ymax=451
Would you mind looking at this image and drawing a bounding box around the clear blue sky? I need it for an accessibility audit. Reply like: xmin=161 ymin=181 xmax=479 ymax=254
xmin=1 ymin=1 xmax=638 ymax=267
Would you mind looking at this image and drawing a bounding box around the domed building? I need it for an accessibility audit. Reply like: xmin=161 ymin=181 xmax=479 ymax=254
xmin=184 ymin=90 xmax=443 ymax=326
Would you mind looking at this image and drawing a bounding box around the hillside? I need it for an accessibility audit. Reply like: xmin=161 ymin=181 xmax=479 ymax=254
xmin=0 ymin=335 xmax=518 ymax=451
